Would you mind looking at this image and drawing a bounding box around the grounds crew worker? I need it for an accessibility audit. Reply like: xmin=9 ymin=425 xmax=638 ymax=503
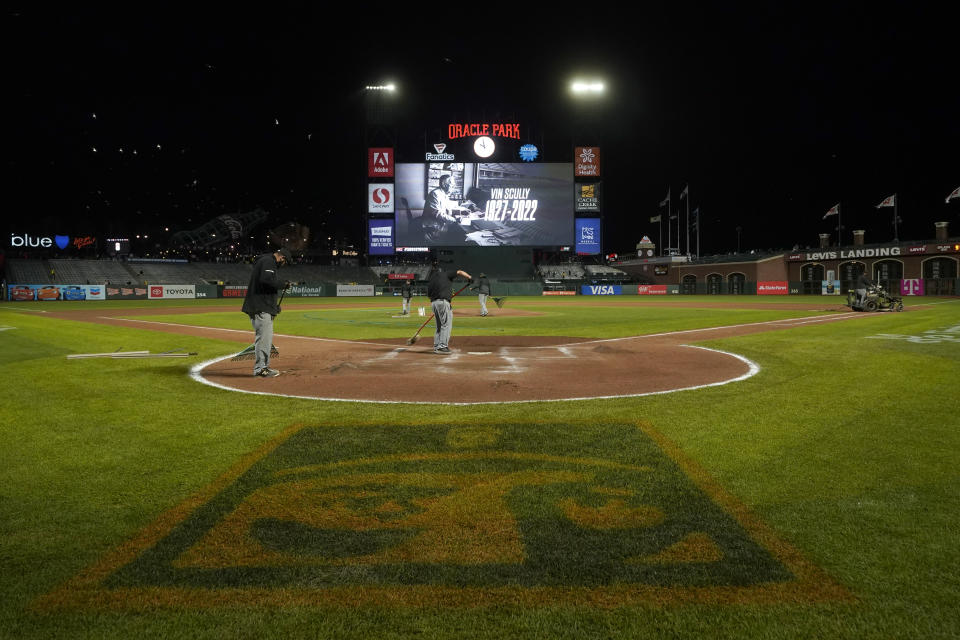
xmin=856 ymin=271 xmax=876 ymax=306
xmin=471 ymin=272 xmax=491 ymax=316
xmin=426 ymin=260 xmax=471 ymax=354
xmin=242 ymin=248 xmax=292 ymax=377
xmin=400 ymin=278 xmax=413 ymax=316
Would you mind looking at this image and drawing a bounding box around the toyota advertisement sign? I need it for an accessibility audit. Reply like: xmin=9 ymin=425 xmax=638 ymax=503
xmin=148 ymin=285 xmax=197 ymax=299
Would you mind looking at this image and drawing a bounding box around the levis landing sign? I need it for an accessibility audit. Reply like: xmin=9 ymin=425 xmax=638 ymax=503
xmin=791 ymin=247 xmax=903 ymax=261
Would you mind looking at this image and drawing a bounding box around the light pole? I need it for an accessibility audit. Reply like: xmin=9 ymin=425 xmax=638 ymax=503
xmin=569 ymin=78 xmax=606 ymax=260
xmin=363 ymin=83 xmax=398 ymax=267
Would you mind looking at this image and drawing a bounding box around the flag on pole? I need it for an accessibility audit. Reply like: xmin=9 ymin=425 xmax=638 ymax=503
xmin=650 ymin=215 xmax=661 ymax=223
xmin=669 ymin=214 xmax=677 ymax=220
xmin=659 ymin=188 xmax=670 ymax=207
xmin=823 ymin=203 xmax=840 ymax=219
xmin=679 ymin=184 xmax=689 ymax=200
xmin=947 ymin=187 xmax=960 ymax=203
xmin=691 ymin=207 xmax=699 ymax=230
xmin=875 ymin=194 xmax=896 ymax=208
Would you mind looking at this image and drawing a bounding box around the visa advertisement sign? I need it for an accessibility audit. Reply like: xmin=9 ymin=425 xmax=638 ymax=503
xmin=581 ymin=284 xmax=622 ymax=295
xmin=575 ymin=218 xmax=601 ymax=255
xmin=368 ymin=219 xmax=395 ymax=255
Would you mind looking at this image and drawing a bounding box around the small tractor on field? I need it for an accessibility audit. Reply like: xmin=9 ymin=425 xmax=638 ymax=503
xmin=847 ymin=284 xmax=904 ymax=312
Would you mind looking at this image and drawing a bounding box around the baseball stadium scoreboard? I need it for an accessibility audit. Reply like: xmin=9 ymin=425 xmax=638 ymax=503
xmin=366 ymin=121 xmax=603 ymax=255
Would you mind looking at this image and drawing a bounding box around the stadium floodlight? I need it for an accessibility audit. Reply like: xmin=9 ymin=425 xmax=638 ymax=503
xmin=365 ymin=83 xmax=396 ymax=92
xmin=570 ymin=80 xmax=605 ymax=95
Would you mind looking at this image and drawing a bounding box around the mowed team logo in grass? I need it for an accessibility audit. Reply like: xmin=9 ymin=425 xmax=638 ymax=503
xmin=38 ymin=423 xmax=851 ymax=609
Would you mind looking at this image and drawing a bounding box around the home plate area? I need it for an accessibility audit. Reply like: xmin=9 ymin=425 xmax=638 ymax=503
xmin=199 ymin=335 xmax=753 ymax=404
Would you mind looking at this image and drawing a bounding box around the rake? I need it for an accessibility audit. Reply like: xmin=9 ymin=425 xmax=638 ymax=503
xmin=232 ymin=281 xmax=289 ymax=361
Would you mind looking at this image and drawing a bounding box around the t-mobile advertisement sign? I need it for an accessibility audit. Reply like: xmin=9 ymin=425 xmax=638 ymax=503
xmin=575 ymin=218 xmax=601 ymax=255
xmin=368 ymin=219 xmax=395 ymax=255
xmin=757 ymin=281 xmax=789 ymax=295
xmin=900 ymin=279 xmax=924 ymax=296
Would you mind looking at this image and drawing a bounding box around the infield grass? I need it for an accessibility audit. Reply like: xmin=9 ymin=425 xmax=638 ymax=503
xmin=1 ymin=295 xmax=957 ymax=639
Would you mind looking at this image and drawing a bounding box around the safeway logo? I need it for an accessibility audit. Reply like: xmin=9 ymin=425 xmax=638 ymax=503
xmin=368 ymin=184 xmax=394 ymax=213
xmin=368 ymin=148 xmax=394 ymax=177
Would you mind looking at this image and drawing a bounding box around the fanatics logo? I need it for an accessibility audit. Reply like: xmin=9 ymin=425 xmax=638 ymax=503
xmin=426 ymin=143 xmax=455 ymax=161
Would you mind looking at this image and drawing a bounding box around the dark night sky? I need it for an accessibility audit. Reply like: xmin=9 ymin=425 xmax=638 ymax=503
xmin=7 ymin=4 xmax=958 ymax=257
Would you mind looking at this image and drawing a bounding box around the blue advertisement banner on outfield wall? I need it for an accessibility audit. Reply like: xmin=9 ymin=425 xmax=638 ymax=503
xmin=581 ymin=284 xmax=622 ymax=295
xmin=8 ymin=284 xmax=106 ymax=301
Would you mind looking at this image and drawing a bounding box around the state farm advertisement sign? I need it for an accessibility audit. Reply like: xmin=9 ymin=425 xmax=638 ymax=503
xmin=148 ymin=284 xmax=196 ymax=299
xmin=757 ymin=281 xmax=788 ymax=295
xmin=368 ymin=148 xmax=394 ymax=177
xmin=637 ymin=284 xmax=667 ymax=295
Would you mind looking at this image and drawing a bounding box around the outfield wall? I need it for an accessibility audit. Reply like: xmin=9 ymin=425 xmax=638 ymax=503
xmin=6 ymin=278 xmax=956 ymax=301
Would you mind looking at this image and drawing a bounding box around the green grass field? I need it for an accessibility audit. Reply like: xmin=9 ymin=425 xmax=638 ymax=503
xmin=1 ymin=295 xmax=958 ymax=639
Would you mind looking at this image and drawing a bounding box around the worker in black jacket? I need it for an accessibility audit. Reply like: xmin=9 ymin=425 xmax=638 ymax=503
xmin=241 ymin=248 xmax=292 ymax=377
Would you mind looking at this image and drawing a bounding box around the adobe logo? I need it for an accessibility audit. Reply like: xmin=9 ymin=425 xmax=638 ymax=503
xmin=368 ymin=148 xmax=394 ymax=177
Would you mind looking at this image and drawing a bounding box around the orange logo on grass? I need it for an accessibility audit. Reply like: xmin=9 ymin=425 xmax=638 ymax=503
xmin=34 ymin=423 xmax=852 ymax=610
